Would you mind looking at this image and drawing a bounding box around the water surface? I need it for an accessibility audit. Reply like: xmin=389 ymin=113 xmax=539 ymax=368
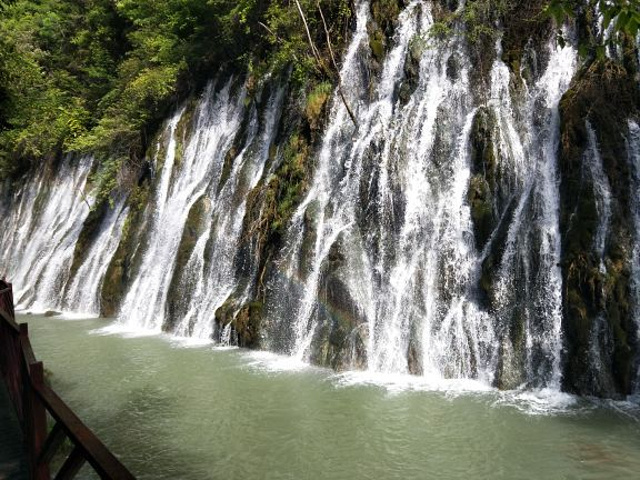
xmin=24 ymin=314 xmax=640 ymax=480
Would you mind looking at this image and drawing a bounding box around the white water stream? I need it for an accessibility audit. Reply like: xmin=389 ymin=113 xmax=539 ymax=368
xmin=0 ymin=156 xmax=93 ymax=310
xmin=118 ymin=79 xmax=248 ymax=331
xmin=263 ymin=1 xmax=576 ymax=389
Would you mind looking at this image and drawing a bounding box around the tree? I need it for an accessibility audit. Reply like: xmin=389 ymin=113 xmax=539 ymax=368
xmin=546 ymin=0 xmax=640 ymax=39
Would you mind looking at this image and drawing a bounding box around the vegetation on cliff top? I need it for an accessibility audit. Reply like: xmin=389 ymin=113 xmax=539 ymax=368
xmin=0 ymin=0 xmax=351 ymax=187
xmin=1 ymin=0 xmax=638 ymax=194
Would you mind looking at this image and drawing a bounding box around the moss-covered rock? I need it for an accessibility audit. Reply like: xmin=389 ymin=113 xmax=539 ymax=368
xmin=305 ymin=82 xmax=332 ymax=131
xmin=100 ymin=180 xmax=152 ymax=317
xmin=164 ymin=195 xmax=211 ymax=329
xmin=398 ymin=34 xmax=423 ymax=105
xmin=229 ymin=83 xmax=317 ymax=345
xmin=214 ymin=299 xmax=263 ymax=348
xmin=169 ymin=98 xmax=198 ymax=188
xmin=559 ymin=57 xmax=639 ymax=397
xmin=309 ymin=239 xmax=368 ymax=370
xmin=500 ymin=0 xmax=551 ymax=82
xmin=367 ymin=1 xmax=405 ymax=77
xmin=467 ymin=107 xmax=499 ymax=250
xmin=468 ymin=176 xmax=493 ymax=247
xmin=243 ymin=126 xmax=311 ymax=270
xmin=370 ymin=0 xmax=404 ymax=39
xmin=65 ymin=199 xmax=109 ymax=290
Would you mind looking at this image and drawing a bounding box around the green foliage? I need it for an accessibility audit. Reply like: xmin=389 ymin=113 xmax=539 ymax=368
xmin=545 ymin=0 xmax=640 ymax=54
xmin=0 ymin=0 xmax=353 ymax=200
xmin=461 ymin=0 xmax=512 ymax=44
xmin=430 ymin=0 xmax=640 ymax=53
xmin=0 ymin=0 xmax=124 ymax=177
xmin=305 ymin=81 xmax=333 ymax=129
xmin=264 ymin=133 xmax=310 ymax=236
xmin=428 ymin=0 xmax=514 ymax=45
xmin=89 ymin=156 xmax=123 ymax=208
xmin=260 ymin=0 xmax=351 ymax=84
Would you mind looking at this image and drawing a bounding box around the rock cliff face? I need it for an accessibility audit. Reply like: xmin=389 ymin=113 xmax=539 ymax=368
xmin=558 ymin=58 xmax=640 ymax=397
xmin=2 ymin=1 xmax=640 ymax=399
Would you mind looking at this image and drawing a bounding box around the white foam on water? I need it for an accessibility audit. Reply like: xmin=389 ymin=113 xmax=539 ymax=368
xmin=168 ymin=335 xmax=214 ymax=349
xmin=494 ymin=388 xmax=580 ymax=415
xmin=90 ymin=322 xmax=160 ymax=339
xmin=242 ymin=350 xmax=316 ymax=373
xmin=17 ymin=309 xmax=96 ymax=320
xmin=57 ymin=311 xmax=100 ymax=321
xmin=211 ymin=345 xmax=240 ymax=352
xmin=332 ymin=370 xmax=494 ymax=395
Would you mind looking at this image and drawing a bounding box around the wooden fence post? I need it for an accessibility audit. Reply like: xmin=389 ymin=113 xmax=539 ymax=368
xmin=28 ymin=361 xmax=50 ymax=480
xmin=1 ymin=281 xmax=136 ymax=479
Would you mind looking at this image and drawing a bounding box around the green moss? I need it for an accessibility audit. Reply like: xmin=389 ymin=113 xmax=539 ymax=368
xmin=214 ymin=299 xmax=263 ymax=348
xmin=399 ymin=34 xmax=424 ymax=104
xmin=500 ymin=0 xmax=551 ymax=77
xmin=219 ymin=146 xmax=238 ymax=189
xmin=369 ymin=35 xmax=385 ymax=62
xmin=367 ymin=0 xmax=404 ymax=65
xmin=173 ymin=98 xmax=198 ymax=169
xmin=305 ymin=82 xmax=332 ymax=131
xmin=370 ymin=0 xmax=402 ymax=37
xmin=235 ymin=301 xmax=263 ymax=348
xmin=100 ymin=181 xmax=152 ymax=317
xmin=165 ymin=195 xmax=210 ymax=328
xmin=67 ymin=199 xmax=109 ymax=286
xmin=236 ymin=86 xmax=318 ymax=349
xmin=258 ymin=132 xmax=311 ymax=240
xmin=496 ymin=336 xmax=525 ymax=390
xmin=559 ymin=56 xmax=639 ymax=397
xmin=468 ymin=175 xmax=493 ymax=247
xmin=467 ymin=107 xmax=498 ymax=250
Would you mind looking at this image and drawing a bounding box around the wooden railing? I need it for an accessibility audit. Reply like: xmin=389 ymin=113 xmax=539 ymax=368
xmin=0 ymin=280 xmax=136 ymax=480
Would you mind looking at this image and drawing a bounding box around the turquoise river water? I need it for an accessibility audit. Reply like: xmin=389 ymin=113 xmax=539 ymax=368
xmin=22 ymin=314 xmax=640 ymax=480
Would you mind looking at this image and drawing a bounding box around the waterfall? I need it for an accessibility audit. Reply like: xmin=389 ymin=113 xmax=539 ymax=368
xmin=585 ymin=122 xmax=612 ymax=268
xmin=263 ymin=0 xmax=379 ymax=362
xmin=580 ymin=122 xmax=614 ymax=389
xmin=115 ymin=78 xmax=285 ymax=337
xmin=2 ymin=0 xmax=636 ymax=397
xmin=117 ymin=79 xmax=248 ymax=331
xmin=263 ymin=1 xmax=576 ymax=388
xmin=490 ymin=37 xmax=576 ymax=390
xmin=0 ymin=156 xmax=93 ymax=310
xmin=261 ymin=0 xmax=370 ymax=360
xmin=63 ymin=200 xmax=129 ymax=315
xmin=171 ymin=85 xmax=285 ymax=339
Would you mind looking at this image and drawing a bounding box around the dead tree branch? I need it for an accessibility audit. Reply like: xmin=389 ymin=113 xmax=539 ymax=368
xmin=317 ymin=1 xmax=358 ymax=129
xmin=293 ymin=0 xmax=359 ymax=129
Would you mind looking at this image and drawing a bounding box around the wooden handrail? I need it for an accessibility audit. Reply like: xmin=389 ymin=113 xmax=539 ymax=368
xmin=35 ymin=385 xmax=135 ymax=479
xmin=0 ymin=280 xmax=136 ymax=480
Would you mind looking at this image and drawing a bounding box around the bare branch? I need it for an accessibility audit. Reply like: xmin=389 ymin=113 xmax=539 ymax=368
xmin=294 ymin=0 xmax=323 ymax=66
xmin=258 ymin=21 xmax=301 ymax=62
xmin=317 ymin=2 xmax=359 ymax=128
